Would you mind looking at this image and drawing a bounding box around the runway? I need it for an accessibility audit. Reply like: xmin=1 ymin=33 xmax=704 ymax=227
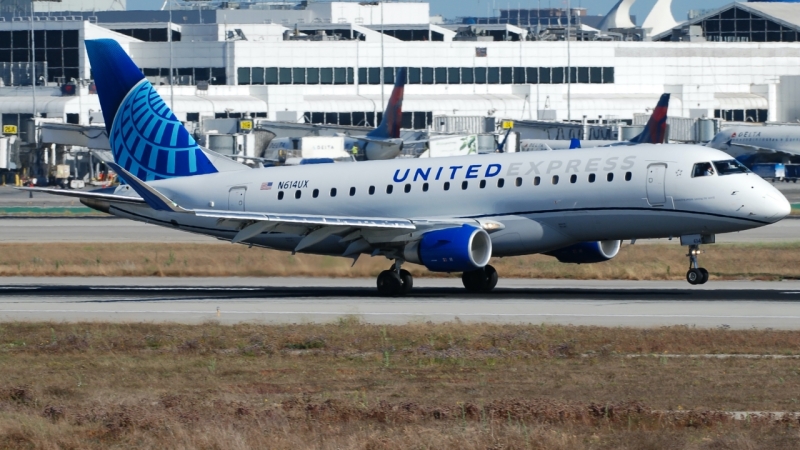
xmin=2 ymin=277 xmax=800 ymax=328
xmin=0 ymin=217 xmax=798 ymax=243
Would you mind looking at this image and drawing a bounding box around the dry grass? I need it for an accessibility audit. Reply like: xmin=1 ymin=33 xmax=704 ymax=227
xmin=2 ymin=322 xmax=800 ymax=448
xmin=0 ymin=242 xmax=797 ymax=280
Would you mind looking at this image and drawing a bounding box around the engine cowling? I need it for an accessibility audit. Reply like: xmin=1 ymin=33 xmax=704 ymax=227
xmin=363 ymin=139 xmax=404 ymax=161
xmin=404 ymin=225 xmax=492 ymax=272
xmin=546 ymin=240 xmax=622 ymax=264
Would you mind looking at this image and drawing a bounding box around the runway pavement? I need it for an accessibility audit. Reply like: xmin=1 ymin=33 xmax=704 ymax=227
xmin=0 ymin=217 xmax=797 ymax=243
xmin=2 ymin=277 xmax=800 ymax=328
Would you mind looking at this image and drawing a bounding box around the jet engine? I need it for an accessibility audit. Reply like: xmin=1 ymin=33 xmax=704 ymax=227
xmin=361 ymin=138 xmax=404 ymax=161
xmin=403 ymin=225 xmax=492 ymax=272
xmin=546 ymin=240 xmax=622 ymax=264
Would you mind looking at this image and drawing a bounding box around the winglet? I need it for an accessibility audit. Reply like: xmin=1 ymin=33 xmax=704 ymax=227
xmin=107 ymin=162 xmax=188 ymax=213
xmin=629 ymin=93 xmax=670 ymax=144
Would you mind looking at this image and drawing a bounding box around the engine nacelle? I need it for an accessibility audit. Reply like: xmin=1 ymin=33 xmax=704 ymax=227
xmin=363 ymin=139 xmax=404 ymax=161
xmin=546 ymin=240 xmax=622 ymax=264
xmin=404 ymin=225 xmax=492 ymax=273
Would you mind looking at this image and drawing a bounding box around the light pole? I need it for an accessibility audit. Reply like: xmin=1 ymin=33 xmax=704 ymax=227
xmin=30 ymin=1 xmax=36 ymax=118
xmin=566 ymin=0 xmax=571 ymax=122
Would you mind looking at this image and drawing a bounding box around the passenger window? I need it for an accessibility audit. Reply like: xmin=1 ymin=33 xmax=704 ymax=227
xmin=278 ymin=191 xmax=284 ymax=200
xmin=369 ymin=186 xmax=375 ymax=195
xmin=497 ymin=178 xmax=505 ymax=188
xmin=588 ymin=173 xmax=596 ymax=183
xmin=516 ymin=177 xmax=522 ymax=187
xmin=570 ymin=174 xmax=577 ymax=184
xmin=607 ymin=173 xmax=614 ymax=182
xmin=462 ymin=181 xmax=469 ymax=190
xmin=349 ymin=187 xmax=356 ymax=196
xmin=692 ymin=162 xmax=715 ymax=177
xmin=386 ymin=185 xmax=393 ymax=194
xmin=444 ymin=182 xmax=450 ymax=191
xmin=404 ymin=184 xmax=411 ymax=193
xmin=552 ymin=175 xmax=559 ymax=185
xmin=625 ymin=172 xmax=632 ymax=181
xmin=423 ymin=182 xmax=429 ymax=192
xmin=312 ymin=189 xmax=319 ymax=198
xmin=533 ymin=176 xmax=540 ymax=186
xmin=480 ymin=180 xmax=486 ymax=189
xmin=295 ymin=190 xmax=302 ymax=199
xmin=330 ymin=188 xmax=337 ymax=197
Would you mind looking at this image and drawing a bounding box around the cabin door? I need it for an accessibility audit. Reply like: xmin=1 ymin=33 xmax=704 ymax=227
xmin=228 ymin=187 xmax=246 ymax=211
xmin=646 ymin=163 xmax=667 ymax=206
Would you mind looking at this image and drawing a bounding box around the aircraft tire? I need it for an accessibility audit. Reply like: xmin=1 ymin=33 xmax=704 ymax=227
xmin=400 ymin=269 xmax=413 ymax=294
xmin=686 ymin=269 xmax=702 ymax=285
xmin=377 ymin=270 xmax=402 ymax=296
xmin=699 ymin=268 xmax=709 ymax=285
xmin=484 ymin=265 xmax=499 ymax=291
xmin=462 ymin=269 xmax=485 ymax=293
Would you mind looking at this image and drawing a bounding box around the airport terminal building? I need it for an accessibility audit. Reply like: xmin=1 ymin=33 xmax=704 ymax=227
xmin=1 ymin=1 xmax=800 ymax=145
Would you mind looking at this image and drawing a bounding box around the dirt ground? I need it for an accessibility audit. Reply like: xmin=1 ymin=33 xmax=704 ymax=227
xmin=0 ymin=241 xmax=797 ymax=280
xmin=2 ymin=322 xmax=800 ymax=449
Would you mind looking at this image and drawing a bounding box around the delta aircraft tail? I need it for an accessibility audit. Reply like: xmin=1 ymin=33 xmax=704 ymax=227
xmin=85 ymin=39 xmax=244 ymax=181
xmin=367 ymin=68 xmax=406 ymax=140
xmin=629 ymin=93 xmax=670 ymax=145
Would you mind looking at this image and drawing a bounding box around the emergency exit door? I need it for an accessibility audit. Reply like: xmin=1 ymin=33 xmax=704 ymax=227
xmin=646 ymin=163 xmax=667 ymax=205
xmin=229 ymin=187 xmax=246 ymax=211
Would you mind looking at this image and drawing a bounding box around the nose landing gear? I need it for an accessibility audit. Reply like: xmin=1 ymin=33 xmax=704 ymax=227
xmin=686 ymin=244 xmax=709 ymax=285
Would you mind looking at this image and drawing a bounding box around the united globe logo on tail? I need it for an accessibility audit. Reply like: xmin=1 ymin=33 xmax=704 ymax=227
xmin=110 ymin=80 xmax=216 ymax=180
xmin=86 ymin=39 xmax=217 ymax=181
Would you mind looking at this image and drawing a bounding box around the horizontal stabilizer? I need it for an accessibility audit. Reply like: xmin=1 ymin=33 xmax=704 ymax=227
xmin=14 ymin=187 xmax=146 ymax=205
xmin=107 ymin=162 xmax=188 ymax=213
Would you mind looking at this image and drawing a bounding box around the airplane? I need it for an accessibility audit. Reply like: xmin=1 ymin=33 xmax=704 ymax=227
xmin=21 ymin=40 xmax=791 ymax=296
xmin=264 ymin=68 xmax=408 ymax=162
xmin=707 ymin=125 xmax=800 ymax=165
xmin=520 ymin=93 xmax=671 ymax=151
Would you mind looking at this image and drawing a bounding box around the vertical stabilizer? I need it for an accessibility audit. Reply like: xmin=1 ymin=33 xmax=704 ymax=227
xmin=86 ymin=39 xmax=224 ymax=181
xmin=367 ymin=68 xmax=407 ymax=139
xmin=630 ymin=94 xmax=670 ymax=145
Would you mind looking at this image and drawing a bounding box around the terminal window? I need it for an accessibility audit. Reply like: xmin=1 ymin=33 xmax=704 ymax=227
xmin=240 ymin=66 xmax=614 ymax=86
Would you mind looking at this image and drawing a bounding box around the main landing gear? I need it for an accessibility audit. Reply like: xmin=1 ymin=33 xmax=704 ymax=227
xmin=376 ymin=262 xmax=500 ymax=296
xmin=462 ymin=265 xmax=499 ymax=293
xmin=686 ymin=244 xmax=709 ymax=285
xmin=377 ymin=261 xmax=413 ymax=297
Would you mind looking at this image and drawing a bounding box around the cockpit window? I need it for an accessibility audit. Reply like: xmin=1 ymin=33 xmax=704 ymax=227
xmin=713 ymin=160 xmax=751 ymax=176
xmin=692 ymin=162 xmax=715 ymax=177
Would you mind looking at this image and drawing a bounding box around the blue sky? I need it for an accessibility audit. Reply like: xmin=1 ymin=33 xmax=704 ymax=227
xmin=131 ymin=0 xmax=734 ymax=24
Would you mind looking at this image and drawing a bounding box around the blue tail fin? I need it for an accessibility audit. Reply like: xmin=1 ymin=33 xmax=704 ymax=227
xmin=85 ymin=39 xmax=218 ymax=181
xmin=569 ymin=138 xmax=582 ymax=149
xmin=629 ymin=93 xmax=670 ymax=144
xmin=367 ymin=68 xmax=406 ymax=139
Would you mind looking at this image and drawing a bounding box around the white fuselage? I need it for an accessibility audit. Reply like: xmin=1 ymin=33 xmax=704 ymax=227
xmin=708 ymin=126 xmax=800 ymax=160
xmin=108 ymin=144 xmax=789 ymax=259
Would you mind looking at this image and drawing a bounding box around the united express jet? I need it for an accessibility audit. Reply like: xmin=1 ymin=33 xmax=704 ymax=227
xmin=23 ymin=40 xmax=791 ymax=295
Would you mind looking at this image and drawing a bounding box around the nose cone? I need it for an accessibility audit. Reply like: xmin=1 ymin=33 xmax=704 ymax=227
xmin=767 ymin=191 xmax=792 ymax=223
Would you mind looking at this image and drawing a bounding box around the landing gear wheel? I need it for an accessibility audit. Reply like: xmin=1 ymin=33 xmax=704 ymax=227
xmin=399 ymin=269 xmax=413 ymax=294
xmin=462 ymin=265 xmax=499 ymax=293
xmin=699 ymin=268 xmax=709 ymax=285
xmin=484 ymin=265 xmax=498 ymax=291
xmin=686 ymin=268 xmax=702 ymax=285
xmin=377 ymin=270 xmax=402 ymax=297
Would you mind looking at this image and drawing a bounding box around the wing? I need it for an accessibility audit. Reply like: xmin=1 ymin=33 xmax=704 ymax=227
xmin=728 ymin=142 xmax=777 ymax=154
xmin=107 ymin=162 xmax=503 ymax=256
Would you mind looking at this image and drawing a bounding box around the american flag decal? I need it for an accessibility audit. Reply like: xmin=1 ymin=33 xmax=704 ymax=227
xmin=261 ymin=182 xmax=273 ymax=190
